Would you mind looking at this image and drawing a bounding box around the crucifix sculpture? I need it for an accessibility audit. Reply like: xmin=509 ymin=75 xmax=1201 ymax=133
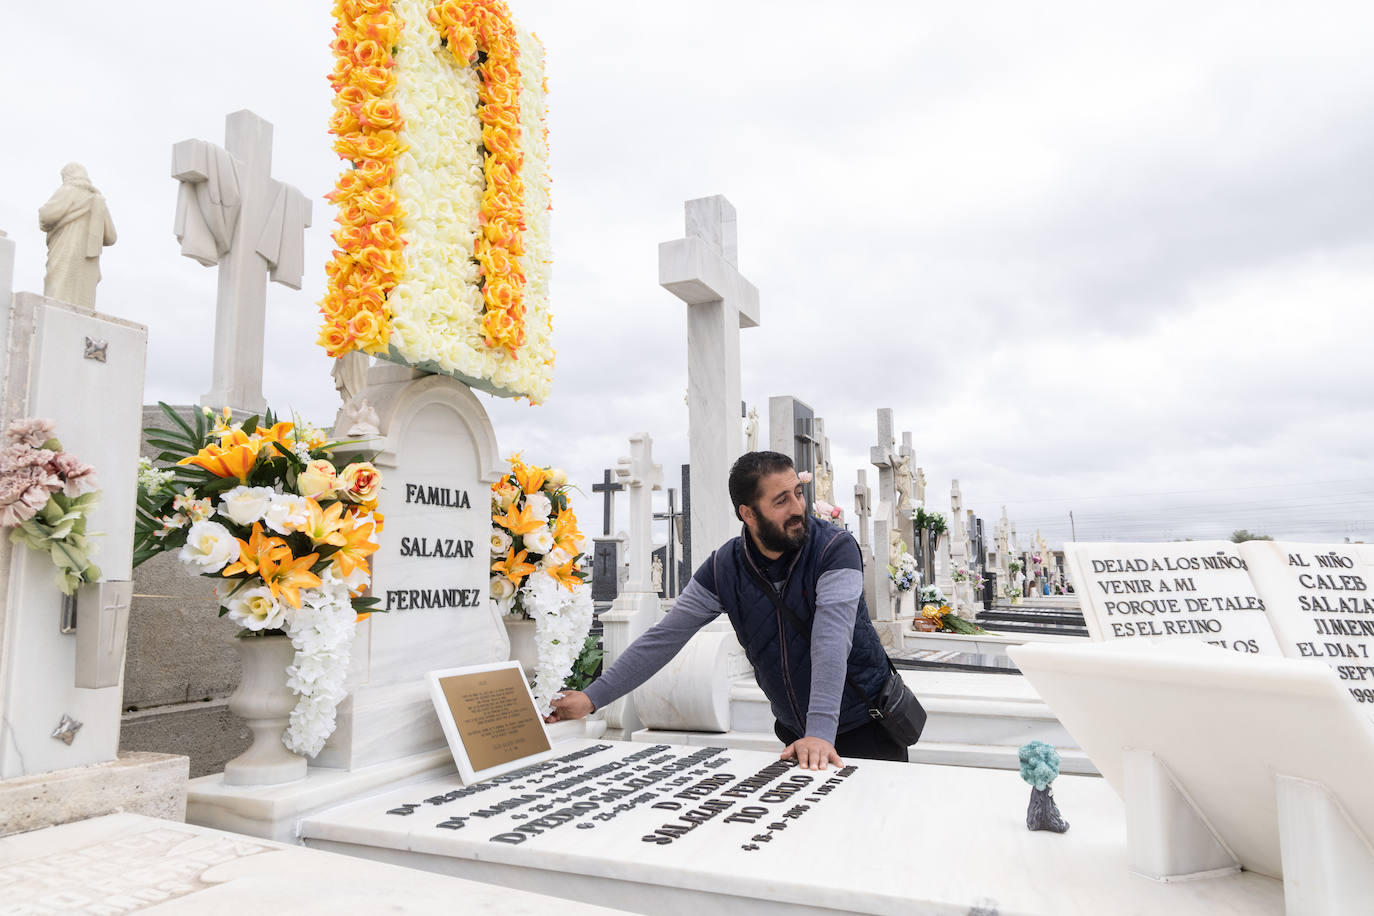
xmin=172 ymin=109 xmax=312 ymax=415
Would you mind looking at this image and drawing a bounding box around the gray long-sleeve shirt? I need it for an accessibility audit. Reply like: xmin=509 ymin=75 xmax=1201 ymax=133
xmin=583 ymin=551 xmax=863 ymax=744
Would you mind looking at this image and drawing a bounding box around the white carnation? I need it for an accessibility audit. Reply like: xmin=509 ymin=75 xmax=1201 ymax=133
xmin=218 ymin=486 xmax=275 ymax=527
xmin=178 ymin=520 xmax=239 ymax=573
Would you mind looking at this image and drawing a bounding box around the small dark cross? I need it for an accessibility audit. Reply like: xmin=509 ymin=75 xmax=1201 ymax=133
xmin=591 ymin=468 xmax=624 ymax=536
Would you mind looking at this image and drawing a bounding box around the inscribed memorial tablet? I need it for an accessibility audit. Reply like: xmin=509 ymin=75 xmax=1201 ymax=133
xmin=429 ymin=661 xmax=554 ymax=782
xmin=1240 ymin=541 xmax=1374 ymax=709
xmin=1064 ymin=542 xmax=1281 ymax=654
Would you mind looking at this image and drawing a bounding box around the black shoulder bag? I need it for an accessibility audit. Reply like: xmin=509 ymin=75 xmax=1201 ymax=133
xmin=747 ymin=564 xmax=926 ymax=747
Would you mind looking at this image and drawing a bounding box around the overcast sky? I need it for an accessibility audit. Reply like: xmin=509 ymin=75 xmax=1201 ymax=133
xmin=5 ymin=1 xmax=1372 ymax=554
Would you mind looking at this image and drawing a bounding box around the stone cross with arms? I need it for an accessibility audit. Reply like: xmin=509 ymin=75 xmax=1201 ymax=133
xmin=660 ymin=196 xmax=759 ymax=556
xmin=171 ymin=109 xmax=312 ymax=416
xmin=615 ymin=434 xmax=664 ymax=595
xmin=870 ymin=408 xmax=898 ymax=530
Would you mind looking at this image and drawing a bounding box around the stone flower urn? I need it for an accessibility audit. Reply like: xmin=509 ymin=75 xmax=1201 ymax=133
xmin=223 ymin=633 xmax=308 ymax=786
xmin=503 ymin=616 xmax=539 ymax=679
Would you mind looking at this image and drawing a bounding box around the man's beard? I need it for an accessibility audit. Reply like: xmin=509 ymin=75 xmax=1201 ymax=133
xmin=756 ymin=511 xmax=808 ymax=554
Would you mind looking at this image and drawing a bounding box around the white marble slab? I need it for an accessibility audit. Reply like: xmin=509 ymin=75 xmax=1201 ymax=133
xmin=1011 ymin=639 xmax=1374 ymax=880
xmin=300 ymin=738 xmax=1281 ymax=915
xmin=0 ymin=812 xmax=628 ymax=914
xmin=1064 ymin=541 xmax=1282 ymax=654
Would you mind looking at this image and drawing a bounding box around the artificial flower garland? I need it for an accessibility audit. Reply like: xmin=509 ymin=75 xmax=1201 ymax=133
xmin=321 ymin=0 xmax=553 ymax=402
xmin=136 ymin=405 xmax=385 ymax=757
xmin=489 ymin=453 xmax=592 ymax=713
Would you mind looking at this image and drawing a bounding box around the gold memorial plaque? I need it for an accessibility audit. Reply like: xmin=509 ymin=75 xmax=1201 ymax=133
xmin=428 ymin=661 xmax=555 ymax=781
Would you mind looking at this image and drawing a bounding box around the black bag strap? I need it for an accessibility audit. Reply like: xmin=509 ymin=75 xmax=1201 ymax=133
xmin=744 ymin=559 xmax=896 ymax=707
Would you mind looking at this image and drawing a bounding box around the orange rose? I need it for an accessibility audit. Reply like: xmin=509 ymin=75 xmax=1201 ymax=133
xmin=355 ymin=158 xmax=395 ymax=186
xmin=360 ymin=98 xmax=402 ymax=131
xmin=351 ymin=65 xmax=395 ymax=96
xmin=348 ymin=309 xmax=382 ymax=343
xmin=332 ymin=225 xmax=367 ymax=249
xmin=337 ymin=86 xmax=366 ymax=108
xmin=317 ymin=322 xmax=353 ymax=357
xmin=368 ymin=219 xmax=400 ymax=247
xmin=350 ymin=39 xmax=387 ymax=68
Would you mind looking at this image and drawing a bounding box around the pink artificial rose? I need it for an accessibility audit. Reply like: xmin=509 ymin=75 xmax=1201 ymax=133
xmin=5 ymin=418 xmax=56 ymax=449
xmin=51 ymin=452 xmax=98 ymax=497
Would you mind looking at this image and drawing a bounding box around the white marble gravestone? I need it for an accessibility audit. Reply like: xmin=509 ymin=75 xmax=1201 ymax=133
xmin=597 ymin=434 xmax=663 ymax=737
xmin=659 ymin=196 xmax=759 ymax=558
xmin=171 ymin=110 xmax=311 ymax=416
xmin=185 ymin=367 xmax=511 ymax=842
xmin=0 ymin=812 xmax=629 ymax=915
xmin=319 ymin=365 xmax=507 ymax=769
xmin=298 ymin=737 xmax=1282 ymax=915
xmin=0 ymin=235 xmax=185 ymax=835
xmin=1064 ymin=541 xmax=1282 ymax=654
xmin=0 ymin=292 xmax=147 ymax=779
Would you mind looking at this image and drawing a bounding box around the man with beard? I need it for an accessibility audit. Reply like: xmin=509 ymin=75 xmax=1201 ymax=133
xmin=548 ymin=451 xmax=905 ymax=769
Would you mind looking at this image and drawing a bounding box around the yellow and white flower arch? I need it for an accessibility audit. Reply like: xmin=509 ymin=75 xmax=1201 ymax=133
xmin=322 ymin=0 xmax=553 ymax=402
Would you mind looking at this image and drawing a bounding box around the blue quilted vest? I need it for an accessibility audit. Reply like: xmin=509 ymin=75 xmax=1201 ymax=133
xmin=708 ymin=516 xmax=889 ymax=736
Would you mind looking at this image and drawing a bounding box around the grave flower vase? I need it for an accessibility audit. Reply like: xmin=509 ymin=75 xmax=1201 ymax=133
xmin=223 ymin=633 xmax=308 ymax=786
xmin=504 ymin=616 xmax=539 ymax=680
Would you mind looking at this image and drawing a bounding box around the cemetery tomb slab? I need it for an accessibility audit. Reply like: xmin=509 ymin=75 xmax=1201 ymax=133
xmin=0 ymin=812 xmax=627 ymax=914
xmin=300 ymin=738 xmax=1281 ymax=915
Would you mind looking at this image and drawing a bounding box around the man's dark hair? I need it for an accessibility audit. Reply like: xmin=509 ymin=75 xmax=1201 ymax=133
xmin=729 ymin=451 xmax=796 ymax=521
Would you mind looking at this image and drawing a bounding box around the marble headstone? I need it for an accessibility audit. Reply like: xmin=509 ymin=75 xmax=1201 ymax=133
xmin=317 ymin=366 xmax=507 ymax=769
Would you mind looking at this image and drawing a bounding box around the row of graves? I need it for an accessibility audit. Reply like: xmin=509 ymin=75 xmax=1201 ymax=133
xmin=0 ymin=7 xmax=1365 ymax=916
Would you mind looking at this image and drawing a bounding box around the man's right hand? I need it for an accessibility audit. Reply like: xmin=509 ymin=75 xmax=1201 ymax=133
xmin=545 ymin=690 xmax=594 ymax=723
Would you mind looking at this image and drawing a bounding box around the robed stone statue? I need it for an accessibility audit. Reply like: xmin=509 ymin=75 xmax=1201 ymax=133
xmin=38 ymin=164 xmax=117 ymax=310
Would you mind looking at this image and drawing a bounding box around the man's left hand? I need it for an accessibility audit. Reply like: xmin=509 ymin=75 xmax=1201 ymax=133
xmin=780 ymin=737 xmax=842 ymax=771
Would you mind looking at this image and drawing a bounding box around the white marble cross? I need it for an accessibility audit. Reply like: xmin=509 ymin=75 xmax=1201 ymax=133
xmin=869 ymin=408 xmax=898 ymax=529
xmin=615 ymin=433 xmax=663 ymax=594
xmin=660 ymin=196 xmax=759 ymax=556
xmin=172 ymin=110 xmax=311 ymax=416
xmin=853 ymin=469 xmax=872 ymax=552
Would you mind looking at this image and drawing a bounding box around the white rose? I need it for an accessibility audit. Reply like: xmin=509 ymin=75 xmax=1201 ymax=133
xmin=490 ymin=529 xmax=513 ymax=556
xmin=218 ymin=486 xmax=275 ymax=527
xmin=264 ymin=493 xmax=311 ymax=535
xmin=524 ymin=492 xmax=552 ymax=520
xmin=225 ymin=585 xmax=288 ymax=631
xmin=179 ymin=520 xmax=239 ymax=573
xmin=524 ymin=526 xmax=555 ymax=555
xmin=490 ymin=576 xmax=515 ymax=602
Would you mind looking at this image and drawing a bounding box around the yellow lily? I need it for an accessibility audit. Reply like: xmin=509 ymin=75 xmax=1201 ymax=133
xmin=492 ymin=547 xmax=536 ymax=585
xmin=253 ymin=421 xmax=297 ymax=454
xmin=330 ymin=514 xmax=379 ymax=577
xmin=551 ymin=509 xmax=584 ymax=555
xmin=260 ymin=547 xmax=321 ymax=609
xmin=513 ymin=461 xmax=549 ymax=495
xmin=223 ymin=523 xmax=289 ymax=578
xmin=493 ymin=502 xmax=546 ymax=537
xmin=178 ymin=428 xmax=261 ymax=481
xmin=300 ymin=498 xmax=347 ymax=547
xmin=546 ymin=557 xmax=583 ymax=592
